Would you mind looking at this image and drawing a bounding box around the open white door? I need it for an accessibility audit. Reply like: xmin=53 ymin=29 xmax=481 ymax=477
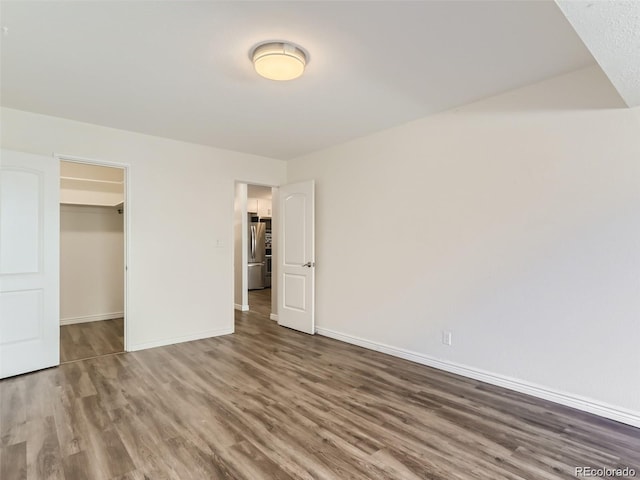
xmin=0 ymin=150 xmax=60 ymax=378
xmin=278 ymin=180 xmax=315 ymax=334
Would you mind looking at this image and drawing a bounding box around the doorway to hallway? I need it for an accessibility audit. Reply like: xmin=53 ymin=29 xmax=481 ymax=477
xmin=234 ymin=182 xmax=277 ymax=321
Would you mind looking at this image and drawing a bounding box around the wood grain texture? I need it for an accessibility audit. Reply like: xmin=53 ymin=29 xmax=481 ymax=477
xmin=249 ymin=288 xmax=272 ymax=317
xmin=60 ymin=318 xmax=124 ymax=363
xmin=1 ymin=304 xmax=638 ymax=479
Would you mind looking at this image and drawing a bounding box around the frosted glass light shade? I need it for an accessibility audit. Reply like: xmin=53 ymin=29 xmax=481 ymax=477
xmin=252 ymin=42 xmax=306 ymax=81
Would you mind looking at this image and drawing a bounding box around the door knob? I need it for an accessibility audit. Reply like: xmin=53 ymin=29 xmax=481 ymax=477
xmin=303 ymin=261 xmax=315 ymax=268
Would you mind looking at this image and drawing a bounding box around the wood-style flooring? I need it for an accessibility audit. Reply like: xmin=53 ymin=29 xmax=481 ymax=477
xmin=249 ymin=287 xmax=272 ymax=317
xmin=1 ymin=305 xmax=639 ymax=479
xmin=60 ymin=318 xmax=124 ymax=363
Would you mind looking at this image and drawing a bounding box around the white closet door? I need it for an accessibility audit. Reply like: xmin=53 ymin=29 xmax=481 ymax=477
xmin=1 ymin=149 xmax=60 ymax=378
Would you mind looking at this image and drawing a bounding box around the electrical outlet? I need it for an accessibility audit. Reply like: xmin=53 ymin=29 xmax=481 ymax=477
xmin=442 ymin=330 xmax=452 ymax=346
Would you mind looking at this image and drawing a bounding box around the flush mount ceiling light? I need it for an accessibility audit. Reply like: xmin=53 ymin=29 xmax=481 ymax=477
xmin=251 ymin=42 xmax=307 ymax=81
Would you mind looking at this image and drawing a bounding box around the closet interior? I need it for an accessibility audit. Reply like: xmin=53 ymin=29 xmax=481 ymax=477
xmin=59 ymin=161 xmax=125 ymax=362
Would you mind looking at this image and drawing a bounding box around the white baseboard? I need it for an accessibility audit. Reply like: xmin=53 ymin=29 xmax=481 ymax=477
xmin=269 ymin=313 xmax=278 ymax=321
xmin=234 ymin=303 xmax=249 ymax=312
xmin=128 ymin=327 xmax=234 ymax=352
xmin=316 ymin=327 xmax=640 ymax=429
xmin=60 ymin=312 xmax=124 ymax=326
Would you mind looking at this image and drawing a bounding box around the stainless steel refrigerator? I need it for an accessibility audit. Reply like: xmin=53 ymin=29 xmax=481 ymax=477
xmin=248 ymin=219 xmax=266 ymax=290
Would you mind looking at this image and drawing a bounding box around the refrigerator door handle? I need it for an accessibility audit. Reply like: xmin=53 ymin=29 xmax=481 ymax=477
xmin=251 ymin=225 xmax=256 ymax=260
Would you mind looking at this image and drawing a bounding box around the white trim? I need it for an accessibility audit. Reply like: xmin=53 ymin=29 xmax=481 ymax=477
xmin=54 ymin=153 xmax=131 ymax=352
xmin=235 ymin=303 xmax=250 ymax=312
xmin=61 ymin=312 xmax=124 ymax=325
xmin=270 ymin=313 xmax=278 ymax=321
xmin=315 ymin=327 xmax=640 ymax=429
xmin=128 ymin=327 xmax=233 ymax=352
xmin=55 ymin=153 xmax=128 ymax=170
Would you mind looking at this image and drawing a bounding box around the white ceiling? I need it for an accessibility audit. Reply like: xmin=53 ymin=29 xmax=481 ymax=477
xmin=1 ymin=1 xmax=597 ymax=160
xmin=557 ymin=0 xmax=640 ymax=108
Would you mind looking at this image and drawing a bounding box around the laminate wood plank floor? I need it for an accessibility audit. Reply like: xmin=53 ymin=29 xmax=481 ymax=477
xmin=249 ymin=288 xmax=272 ymax=318
xmin=60 ymin=318 xmax=124 ymax=363
xmin=2 ymin=308 xmax=639 ymax=479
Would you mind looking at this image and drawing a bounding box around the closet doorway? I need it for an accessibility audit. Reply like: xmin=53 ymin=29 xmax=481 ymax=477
xmin=59 ymin=160 xmax=126 ymax=362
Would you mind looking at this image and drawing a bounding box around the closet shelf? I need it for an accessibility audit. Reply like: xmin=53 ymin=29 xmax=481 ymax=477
xmin=60 ymin=200 xmax=123 ymax=207
xmin=60 ymin=175 xmax=124 ymax=185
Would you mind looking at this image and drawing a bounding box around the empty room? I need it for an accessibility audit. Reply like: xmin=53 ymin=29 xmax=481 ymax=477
xmin=1 ymin=1 xmax=639 ymax=479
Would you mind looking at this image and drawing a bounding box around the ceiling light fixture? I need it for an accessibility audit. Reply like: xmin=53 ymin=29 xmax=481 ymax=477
xmin=251 ymin=42 xmax=307 ymax=81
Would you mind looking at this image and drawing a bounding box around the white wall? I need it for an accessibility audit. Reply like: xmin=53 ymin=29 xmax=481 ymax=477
xmin=287 ymin=66 xmax=640 ymax=426
xmin=60 ymin=204 xmax=124 ymax=324
xmin=1 ymin=107 xmax=287 ymax=351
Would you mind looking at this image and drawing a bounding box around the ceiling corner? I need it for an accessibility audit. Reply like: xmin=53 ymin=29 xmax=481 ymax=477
xmin=556 ymin=0 xmax=640 ymax=107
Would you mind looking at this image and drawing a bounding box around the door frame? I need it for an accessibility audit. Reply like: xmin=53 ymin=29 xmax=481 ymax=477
xmin=54 ymin=153 xmax=131 ymax=352
xmin=233 ymin=181 xmax=278 ymax=321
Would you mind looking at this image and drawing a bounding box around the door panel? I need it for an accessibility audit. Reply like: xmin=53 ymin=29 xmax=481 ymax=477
xmin=0 ymin=169 xmax=41 ymax=274
xmin=0 ymin=290 xmax=43 ymax=343
xmin=283 ymin=273 xmax=306 ymax=311
xmin=283 ymin=193 xmax=306 ymax=264
xmin=278 ymin=180 xmax=315 ymax=334
xmin=0 ymin=149 xmax=60 ymax=378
